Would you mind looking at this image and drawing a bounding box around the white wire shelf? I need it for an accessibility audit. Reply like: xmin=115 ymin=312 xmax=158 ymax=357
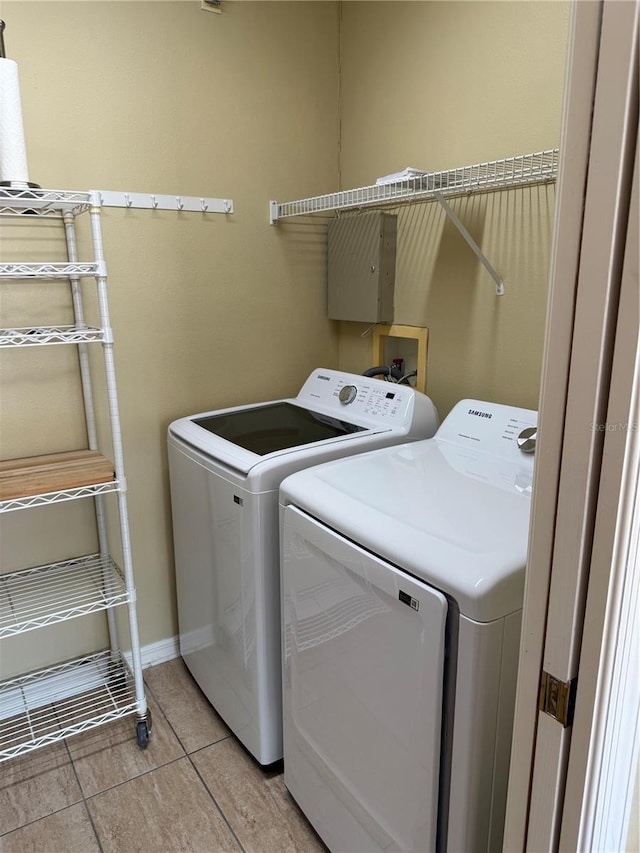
xmin=0 ymin=325 xmax=106 ymax=348
xmin=0 ymin=650 xmax=138 ymax=762
xmin=0 ymin=188 xmax=92 ymax=218
xmin=269 ymin=148 xmax=559 ymax=222
xmin=0 ymin=481 xmax=118 ymax=514
xmin=0 ymin=262 xmax=100 ymax=280
xmin=0 ymin=554 xmax=130 ymax=638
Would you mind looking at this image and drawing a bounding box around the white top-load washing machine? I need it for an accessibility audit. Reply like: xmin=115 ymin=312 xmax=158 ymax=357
xmin=167 ymin=368 xmax=439 ymax=766
xmin=280 ymin=399 xmax=537 ymax=852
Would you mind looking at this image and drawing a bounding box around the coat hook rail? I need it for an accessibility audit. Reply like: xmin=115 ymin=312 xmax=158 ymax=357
xmin=94 ymin=191 xmax=234 ymax=214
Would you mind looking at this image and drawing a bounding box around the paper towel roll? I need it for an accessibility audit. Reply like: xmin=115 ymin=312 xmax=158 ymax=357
xmin=0 ymin=57 xmax=30 ymax=184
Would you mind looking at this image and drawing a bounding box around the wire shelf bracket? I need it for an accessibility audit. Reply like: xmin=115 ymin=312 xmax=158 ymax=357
xmin=432 ymin=191 xmax=504 ymax=295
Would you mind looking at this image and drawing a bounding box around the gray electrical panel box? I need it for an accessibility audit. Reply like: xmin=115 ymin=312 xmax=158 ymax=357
xmin=327 ymin=211 xmax=396 ymax=323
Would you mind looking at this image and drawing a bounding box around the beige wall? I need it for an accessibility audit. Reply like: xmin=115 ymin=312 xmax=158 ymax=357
xmin=0 ymin=1 xmax=340 ymax=668
xmin=0 ymin=0 xmax=571 ymax=669
xmin=336 ymin=0 xmax=571 ymax=417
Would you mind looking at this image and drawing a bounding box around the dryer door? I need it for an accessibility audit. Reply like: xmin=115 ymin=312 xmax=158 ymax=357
xmin=282 ymin=505 xmax=448 ymax=853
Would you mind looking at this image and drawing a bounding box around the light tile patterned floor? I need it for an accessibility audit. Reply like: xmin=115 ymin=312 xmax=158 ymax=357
xmin=0 ymin=658 xmax=327 ymax=853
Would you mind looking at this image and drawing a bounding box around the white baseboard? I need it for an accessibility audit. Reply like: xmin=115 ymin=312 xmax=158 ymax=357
xmin=123 ymin=635 xmax=180 ymax=671
xmin=140 ymin=635 xmax=180 ymax=669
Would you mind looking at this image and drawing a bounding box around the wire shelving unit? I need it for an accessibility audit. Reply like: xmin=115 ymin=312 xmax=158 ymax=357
xmin=0 ymin=187 xmax=151 ymax=762
xmin=269 ymin=148 xmax=560 ymax=294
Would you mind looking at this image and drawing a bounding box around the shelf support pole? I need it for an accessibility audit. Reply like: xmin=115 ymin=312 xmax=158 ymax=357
xmin=432 ymin=191 xmax=504 ymax=295
xmin=64 ymin=212 xmax=120 ymax=656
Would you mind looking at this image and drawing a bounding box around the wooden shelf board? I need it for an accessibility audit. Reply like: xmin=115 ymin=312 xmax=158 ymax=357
xmin=0 ymin=451 xmax=115 ymax=501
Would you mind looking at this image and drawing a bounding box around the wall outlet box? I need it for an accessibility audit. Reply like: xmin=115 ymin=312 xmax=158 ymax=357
xmin=327 ymin=211 xmax=396 ymax=324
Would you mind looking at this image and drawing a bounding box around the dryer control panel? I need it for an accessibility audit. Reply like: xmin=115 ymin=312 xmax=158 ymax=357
xmin=434 ymin=399 xmax=537 ymax=495
xmin=436 ymin=399 xmax=537 ymax=460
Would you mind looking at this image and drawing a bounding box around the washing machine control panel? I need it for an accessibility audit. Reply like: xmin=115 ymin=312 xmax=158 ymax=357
xmin=297 ymin=368 xmax=436 ymax=430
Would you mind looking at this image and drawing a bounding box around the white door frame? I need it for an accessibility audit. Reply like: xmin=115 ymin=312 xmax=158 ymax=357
xmin=563 ymin=136 xmax=639 ymax=853
xmin=503 ymin=1 xmax=639 ymax=849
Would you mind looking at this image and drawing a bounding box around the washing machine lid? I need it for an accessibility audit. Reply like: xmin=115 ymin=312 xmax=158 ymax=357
xmin=169 ymin=399 xmax=388 ymax=474
xmin=280 ymin=400 xmax=537 ymax=622
xmin=192 ymin=401 xmax=366 ymax=455
xmin=168 ymin=368 xmax=438 ymax=475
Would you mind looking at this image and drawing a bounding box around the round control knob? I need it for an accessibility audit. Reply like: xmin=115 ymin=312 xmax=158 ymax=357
xmin=338 ymin=385 xmax=357 ymax=404
xmin=517 ymin=426 xmax=537 ymax=454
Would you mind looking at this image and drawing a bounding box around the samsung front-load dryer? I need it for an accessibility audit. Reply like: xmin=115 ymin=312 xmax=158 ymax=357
xmin=280 ymin=399 xmax=537 ymax=852
xmin=167 ymin=368 xmax=438 ymax=766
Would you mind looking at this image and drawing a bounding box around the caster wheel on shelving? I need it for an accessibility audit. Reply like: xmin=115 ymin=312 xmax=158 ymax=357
xmin=136 ymin=719 xmax=150 ymax=750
